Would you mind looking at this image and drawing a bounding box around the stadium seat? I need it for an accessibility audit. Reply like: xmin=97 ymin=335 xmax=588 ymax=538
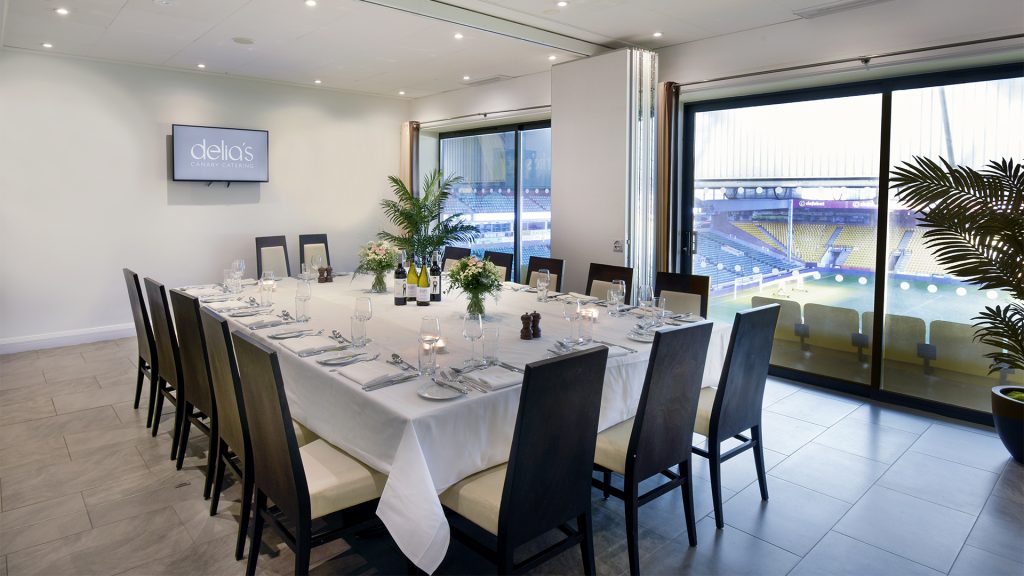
xmin=751 ymin=296 xmax=804 ymax=345
xmin=930 ymin=320 xmax=1005 ymax=379
xmin=804 ymin=304 xmax=859 ymax=354
xmin=862 ymin=312 xmax=927 ymax=368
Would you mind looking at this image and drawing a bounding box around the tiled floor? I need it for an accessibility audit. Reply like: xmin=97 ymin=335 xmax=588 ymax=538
xmin=0 ymin=338 xmax=1022 ymax=576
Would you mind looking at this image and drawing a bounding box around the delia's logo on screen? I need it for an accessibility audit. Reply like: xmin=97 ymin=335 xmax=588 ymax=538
xmin=190 ymin=139 xmax=255 ymax=167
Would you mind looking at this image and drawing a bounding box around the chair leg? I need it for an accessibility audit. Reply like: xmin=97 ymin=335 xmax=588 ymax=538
xmin=235 ymin=470 xmax=254 ymax=561
xmin=151 ymin=382 xmax=166 ymax=436
xmin=680 ymin=460 xmax=697 ymax=547
xmin=602 ymin=470 xmax=611 ymax=500
xmin=246 ymin=491 xmax=267 ymax=576
xmin=203 ymin=426 xmax=218 ymax=499
xmin=497 ymin=539 xmax=513 ymax=576
xmin=294 ymin=536 xmax=310 ymax=576
xmin=133 ymin=361 xmax=145 ymax=409
xmin=625 ymin=484 xmax=640 ymax=576
xmin=579 ymin=512 xmax=596 ymax=576
xmin=709 ymin=441 xmax=725 ymax=529
xmin=175 ymin=403 xmax=192 ymax=465
xmin=752 ymin=424 xmax=769 ymax=501
xmin=210 ymin=445 xmax=227 ymax=516
xmin=146 ymin=372 xmax=160 ymax=429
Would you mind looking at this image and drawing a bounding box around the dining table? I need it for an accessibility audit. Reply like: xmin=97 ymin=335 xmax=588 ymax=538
xmin=203 ymin=274 xmax=732 ymax=573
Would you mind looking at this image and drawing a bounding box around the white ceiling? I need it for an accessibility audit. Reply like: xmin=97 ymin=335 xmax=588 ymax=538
xmin=1 ymin=0 xmax=868 ymax=98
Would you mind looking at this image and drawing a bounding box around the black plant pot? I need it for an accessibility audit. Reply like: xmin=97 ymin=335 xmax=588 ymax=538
xmin=992 ymin=386 xmax=1024 ymax=464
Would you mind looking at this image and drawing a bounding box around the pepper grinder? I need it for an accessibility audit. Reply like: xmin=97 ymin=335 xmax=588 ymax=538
xmin=317 ymin=267 xmax=328 ymax=284
xmin=531 ymin=311 xmax=542 ymax=338
xmin=325 ymin=265 xmax=334 ymax=282
xmin=520 ymin=312 xmax=533 ymax=340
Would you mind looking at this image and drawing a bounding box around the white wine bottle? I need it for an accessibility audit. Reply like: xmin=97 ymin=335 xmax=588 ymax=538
xmin=406 ymin=259 xmax=418 ymax=303
xmin=416 ymin=257 xmax=431 ymax=306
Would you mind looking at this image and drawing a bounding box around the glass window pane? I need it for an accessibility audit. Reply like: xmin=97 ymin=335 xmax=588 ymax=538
xmin=884 ymin=78 xmax=1024 ymax=410
xmin=692 ymin=95 xmax=881 ymax=385
xmin=519 ymin=127 xmax=552 ymax=279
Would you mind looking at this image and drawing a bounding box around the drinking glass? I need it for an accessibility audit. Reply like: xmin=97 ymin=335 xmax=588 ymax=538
xmin=607 ymin=288 xmax=622 ymax=316
xmin=311 ymin=254 xmax=324 ymax=271
xmin=419 ymin=316 xmax=441 ymax=375
xmin=652 ymin=296 xmax=667 ymax=328
xmin=295 ymin=281 xmax=312 ymax=321
xmin=232 ymin=259 xmax=246 ymax=278
xmin=463 ymin=313 xmax=484 ymax=366
xmin=350 ymin=316 xmax=367 ymax=348
xmin=260 ymin=272 xmax=275 ymax=306
xmin=354 ymin=297 xmax=372 ymax=321
xmin=637 ymin=284 xmax=655 ymax=307
xmin=223 ymin=268 xmax=235 ymax=292
xmin=610 ymin=279 xmax=626 ymax=316
xmin=535 ymin=269 xmax=550 ymax=302
xmin=561 ymin=300 xmax=581 ymax=346
xmin=481 ymin=327 xmax=500 ymax=366
xmin=576 ymin=313 xmax=594 ymax=345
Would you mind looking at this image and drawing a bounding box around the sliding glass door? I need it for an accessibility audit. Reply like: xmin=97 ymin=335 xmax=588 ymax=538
xmin=439 ymin=122 xmax=551 ymax=281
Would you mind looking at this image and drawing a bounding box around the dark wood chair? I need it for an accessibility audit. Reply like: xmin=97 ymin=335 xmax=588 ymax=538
xmin=442 ymin=246 xmax=471 ymax=270
xmin=122 ymin=269 xmax=158 ymax=426
xmin=439 ymin=346 xmax=610 ymax=574
xmin=586 ymin=263 xmax=634 ymax=302
xmin=143 ymin=278 xmax=185 ymax=459
xmin=591 ymin=322 xmax=713 ymax=574
xmin=524 ymin=256 xmax=564 ymax=291
xmin=231 ymin=330 xmax=386 ymax=576
xmin=169 ymin=290 xmax=218 ymax=498
xmin=483 ymin=250 xmax=514 ymax=282
xmin=298 ymin=233 xmax=330 ymax=271
xmin=655 ymin=272 xmax=710 ymax=317
xmin=200 ymin=308 xmax=254 ymax=560
xmin=692 ymin=304 xmax=780 ymax=529
xmin=255 ymin=235 xmax=290 ymax=278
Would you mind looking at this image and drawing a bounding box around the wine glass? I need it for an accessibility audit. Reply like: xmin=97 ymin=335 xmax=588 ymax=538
xmin=295 ymin=280 xmax=312 ymax=321
xmin=311 ymin=254 xmax=324 ymax=271
xmin=233 ymin=259 xmax=246 ymax=278
xmin=652 ymin=296 xmax=667 ymax=328
xmin=535 ymin=269 xmax=550 ymax=301
xmin=637 ymin=285 xmax=655 ymax=331
xmin=419 ymin=316 xmax=441 ymax=375
xmin=354 ymin=297 xmax=372 ymax=321
xmin=463 ymin=313 xmax=484 ymax=366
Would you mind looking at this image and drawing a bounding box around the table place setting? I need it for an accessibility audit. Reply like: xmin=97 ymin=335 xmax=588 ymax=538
xmin=548 ymin=339 xmax=635 ymax=358
xmin=457 ymin=365 xmax=522 ymax=391
xmin=205 ymin=297 xmax=262 ymax=312
xmin=279 ymin=334 xmax=348 ymax=357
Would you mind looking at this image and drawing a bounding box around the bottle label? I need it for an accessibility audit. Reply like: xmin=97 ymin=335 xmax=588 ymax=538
xmin=431 ymin=276 xmax=440 ymax=295
xmin=417 ymin=286 xmax=431 ymax=304
xmin=395 ymin=280 xmax=405 ymax=299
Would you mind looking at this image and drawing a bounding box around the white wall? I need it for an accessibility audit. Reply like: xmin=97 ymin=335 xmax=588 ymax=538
xmin=410 ymin=71 xmax=550 ymax=126
xmin=550 ymin=51 xmax=630 ymax=294
xmin=0 ymin=50 xmax=409 ymax=352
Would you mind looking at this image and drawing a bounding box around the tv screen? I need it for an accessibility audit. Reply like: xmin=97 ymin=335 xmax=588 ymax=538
xmin=172 ymin=124 xmax=269 ymax=182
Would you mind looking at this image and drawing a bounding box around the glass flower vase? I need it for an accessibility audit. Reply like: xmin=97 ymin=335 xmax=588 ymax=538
xmin=466 ymin=292 xmax=486 ymax=316
xmin=370 ymin=271 xmax=388 ymax=293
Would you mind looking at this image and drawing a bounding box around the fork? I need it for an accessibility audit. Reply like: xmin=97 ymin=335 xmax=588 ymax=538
xmin=328 ymin=353 xmax=380 ymax=369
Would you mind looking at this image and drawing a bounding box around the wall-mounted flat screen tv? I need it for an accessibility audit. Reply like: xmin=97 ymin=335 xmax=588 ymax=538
xmin=172 ymin=124 xmax=269 ymax=182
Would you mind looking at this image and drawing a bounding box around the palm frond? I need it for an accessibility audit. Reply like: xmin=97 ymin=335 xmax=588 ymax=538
xmin=972 ymin=303 xmax=1024 ymax=374
xmin=377 ymin=168 xmax=479 ymax=261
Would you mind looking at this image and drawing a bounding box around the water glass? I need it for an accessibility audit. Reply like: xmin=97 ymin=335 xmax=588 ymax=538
xmin=481 ymin=327 xmax=500 ymax=366
xmin=561 ymin=300 xmax=581 ymax=346
xmin=223 ymin=268 xmax=235 ymax=292
xmin=463 ymin=313 xmax=484 ymax=366
xmin=295 ymin=281 xmax=312 ymax=321
xmin=576 ymin=313 xmax=593 ymax=345
xmin=637 ymin=284 xmax=655 ymax=307
xmin=419 ymin=316 xmax=441 ymax=375
xmin=607 ymin=288 xmax=622 ymax=316
xmin=652 ymin=296 xmax=667 ymax=327
xmin=535 ymin=269 xmax=550 ymax=301
xmin=350 ymin=316 xmax=367 ymax=348
xmin=610 ymin=280 xmax=626 ymax=314
xmin=232 ymin=259 xmax=246 ymax=278
xmin=354 ymin=297 xmax=372 ymax=321
xmin=259 ymin=274 xmax=275 ymax=306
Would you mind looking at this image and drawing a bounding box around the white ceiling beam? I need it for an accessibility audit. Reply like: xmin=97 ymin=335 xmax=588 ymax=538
xmin=356 ymin=0 xmax=610 ymax=57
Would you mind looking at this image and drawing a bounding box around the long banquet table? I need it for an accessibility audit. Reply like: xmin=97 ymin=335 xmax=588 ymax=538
xmin=216 ymin=275 xmax=731 ymax=573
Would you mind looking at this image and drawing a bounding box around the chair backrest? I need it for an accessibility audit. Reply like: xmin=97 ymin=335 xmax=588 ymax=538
xmin=483 ymin=251 xmax=514 ymax=281
xmin=498 ymin=346 xmax=609 ymax=547
xmin=256 ymin=235 xmax=290 ymax=278
xmin=169 ymin=289 xmax=215 ymax=417
xmin=525 ymin=256 xmax=564 ymax=291
xmin=528 ymin=271 xmax=560 ymax=292
xmin=143 ymin=278 xmax=181 ymax=388
xmin=628 ymin=322 xmax=713 ymax=480
xmin=587 ymin=263 xmax=633 ymax=302
xmin=710 ymin=304 xmax=780 ymax=442
xmin=231 ymin=330 xmax=309 ymax=523
xmin=443 ymin=246 xmax=471 ymax=267
xmin=200 ymin=308 xmax=249 ymax=467
xmin=655 ymin=272 xmax=710 ymax=317
xmin=299 ymin=234 xmax=330 ymax=270
xmin=122 ymin=268 xmax=156 ymax=367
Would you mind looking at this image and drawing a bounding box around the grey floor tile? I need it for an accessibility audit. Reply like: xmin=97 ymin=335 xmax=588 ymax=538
xmin=722 ymin=476 xmax=849 ymax=556
xmin=43 ymin=358 xmax=134 ymax=385
xmin=765 ymin=390 xmax=861 ymax=427
xmin=834 ymin=485 xmax=977 ymax=572
xmin=843 ymin=403 xmax=934 ymax=434
xmin=909 ymin=424 xmax=1011 ymax=473
xmin=1 ymin=446 xmax=147 ymax=511
xmin=63 ymin=423 xmax=168 ymax=459
xmin=51 ymin=383 xmax=136 ymax=415
xmin=813 ymin=417 xmax=919 ymax=464
xmin=0 ymin=437 xmax=70 ymax=479
xmin=878 ymin=450 xmax=999 ymax=515
xmin=0 ymin=377 xmax=99 ymax=406
xmin=790 ymin=531 xmax=942 ymax=576
xmin=0 ymin=406 xmax=119 ymax=452
xmin=991 ymin=461 xmax=1024 ymax=505
xmin=5 ymin=506 xmax=191 ymax=576
xmin=82 ymin=467 xmax=203 ymax=527
xmin=692 ymin=438 xmax=786 ymax=493
xmin=0 ymin=398 xmax=55 ymax=428
xmin=950 ymin=544 xmax=1024 ymax=576
xmin=0 ymin=371 xmax=46 ymax=392
xmin=759 ymin=411 xmax=827 ymax=455
xmin=641 ymin=517 xmax=800 ymax=576
xmin=965 ymin=495 xmax=1024 ymax=564
xmin=762 ymin=378 xmax=802 ymax=407
xmin=769 ymin=442 xmax=889 ymax=503
xmin=112 ymin=400 xmax=174 ymax=428
xmin=1 ymin=555 xmax=6 ymax=576
xmin=0 ymin=494 xmax=92 ymax=556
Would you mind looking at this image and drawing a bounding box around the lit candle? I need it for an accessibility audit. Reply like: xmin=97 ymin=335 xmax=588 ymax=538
xmin=435 ymin=337 xmax=448 ymax=354
xmin=581 ymin=307 xmax=599 ymax=322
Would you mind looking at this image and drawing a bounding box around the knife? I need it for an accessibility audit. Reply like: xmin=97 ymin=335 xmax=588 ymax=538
xmin=362 ymin=373 xmax=418 ymax=392
xmin=296 ymin=345 xmax=348 ymax=358
xmin=499 ymin=362 xmax=524 ymax=373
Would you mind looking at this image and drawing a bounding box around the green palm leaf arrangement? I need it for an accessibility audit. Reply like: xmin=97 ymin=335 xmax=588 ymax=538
xmin=377 ymin=169 xmax=480 ymax=263
xmin=890 ymin=157 xmax=1024 ymax=373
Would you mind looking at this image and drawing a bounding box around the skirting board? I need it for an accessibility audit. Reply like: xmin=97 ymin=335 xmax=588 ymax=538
xmin=0 ymin=323 xmax=135 ymax=355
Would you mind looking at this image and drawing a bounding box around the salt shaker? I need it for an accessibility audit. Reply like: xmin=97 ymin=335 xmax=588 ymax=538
xmin=531 ymin=311 xmax=541 ymax=338
xmin=520 ymin=312 xmax=533 ymax=340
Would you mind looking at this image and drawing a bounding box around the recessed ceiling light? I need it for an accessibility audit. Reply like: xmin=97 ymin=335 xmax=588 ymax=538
xmin=652 ymin=31 xmax=663 ymax=38
xmin=314 ymin=79 xmax=322 ymax=84
xmin=232 ymin=37 xmax=255 ymax=45
xmin=453 ymin=32 xmax=464 ymax=40
xmin=399 ymin=91 xmax=406 ymax=95
xmin=304 ymin=0 xmax=317 ymax=6
xmin=463 ymin=75 xmax=470 ymax=81
xmin=557 ymin=1 xmax=568 ymax=6
xmin=153 ymin=0 xmax=176 ymax=6
xmin=548 ymin=55 xmax=557 ymax=61
xmin=196 ymin=63 xmax=206 ymax=69
xmin=41 ymin=43 xmax=53 ymax=49
xmin=54 ymin=7 xmax=69 ymax=15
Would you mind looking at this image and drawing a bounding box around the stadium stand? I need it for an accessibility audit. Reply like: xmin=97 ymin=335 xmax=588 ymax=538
xmin=831 ymin=225 xmax=876 ymax=269
xmin=896 ymin=228 xmax=942 ymax=275
xmin=733 ymin=222 xmax=786 ymax=252
xmin=791 ymin=224 xmax=838 ymax=263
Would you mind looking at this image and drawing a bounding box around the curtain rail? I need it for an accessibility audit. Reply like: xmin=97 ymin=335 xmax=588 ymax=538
xmin=417 ymin=104 xmax=551 ymax=126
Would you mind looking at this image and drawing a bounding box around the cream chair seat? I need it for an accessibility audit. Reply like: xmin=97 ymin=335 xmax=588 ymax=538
xmin=304 ymin=243 xmax=328 ymax=270
xmin=593 ymin=418 xmax=633 ymax=474
xmin=439 ymin=463 xmax=507 ymax=535
xmin=443 ymin=258 xmax=460 ymax=271
xmin=694 ymin=387 xmax=717 ymax=437
xmin=528 ymin=271 xmax=559 ymax=290
xmin=299 ymin=439 xmax=388 ymax=520
xmin=260 ymin=246 xmax=288 ymax=279
xmin=590 ymin=279 xmax=616 ymax=299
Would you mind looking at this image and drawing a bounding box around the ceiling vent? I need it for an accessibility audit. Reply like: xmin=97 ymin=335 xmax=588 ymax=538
xmin=466 ymin=75 xmax=515 ymax=87
xmin=793 ymin=0 xmax=892 ymax=19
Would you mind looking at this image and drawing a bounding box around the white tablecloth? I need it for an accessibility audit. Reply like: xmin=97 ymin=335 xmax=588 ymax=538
xmin=220 ymin=276 xmax=730 ymax=572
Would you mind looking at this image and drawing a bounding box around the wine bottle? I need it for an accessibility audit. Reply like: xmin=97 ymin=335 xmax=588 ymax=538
xmin=416 ymin=256 xmax=431 ymax=306
xmin=406 ymin=259 xmax=418 ymax=303
xmin=429 ymin=253 xmax=442 ymax=302
xmin=393 ymin=257 xmax=407 ymax=306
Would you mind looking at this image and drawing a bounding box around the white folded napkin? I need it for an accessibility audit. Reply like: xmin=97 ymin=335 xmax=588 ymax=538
xmin=566 ymin=292 xmax=599 ymax=302
xmin=335 ymin=361 xmax=404 ymax=386
xmin=186 ymin=287 xmax=226 ymax=298
xmin=280 ymin=336 xmax=339 ymax=355
xmin=240 ymin=278 xmax=258 ymax=286
xmin=233 ymin=314 xmax=280 ymax=327
xmin=205 ymin=300 xmax=250 ymax=311
xmin=576 ymin=342 xmax=630 ymax=358
xmin=463 ymin=366 xmax=522 ymax=391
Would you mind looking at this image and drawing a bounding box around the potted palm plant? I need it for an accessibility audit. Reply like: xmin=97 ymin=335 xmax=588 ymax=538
xmin=891 ymin=157 xmax=1023 ymax=462
xmin=378 ymin=169 xmax=480 ymax=266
